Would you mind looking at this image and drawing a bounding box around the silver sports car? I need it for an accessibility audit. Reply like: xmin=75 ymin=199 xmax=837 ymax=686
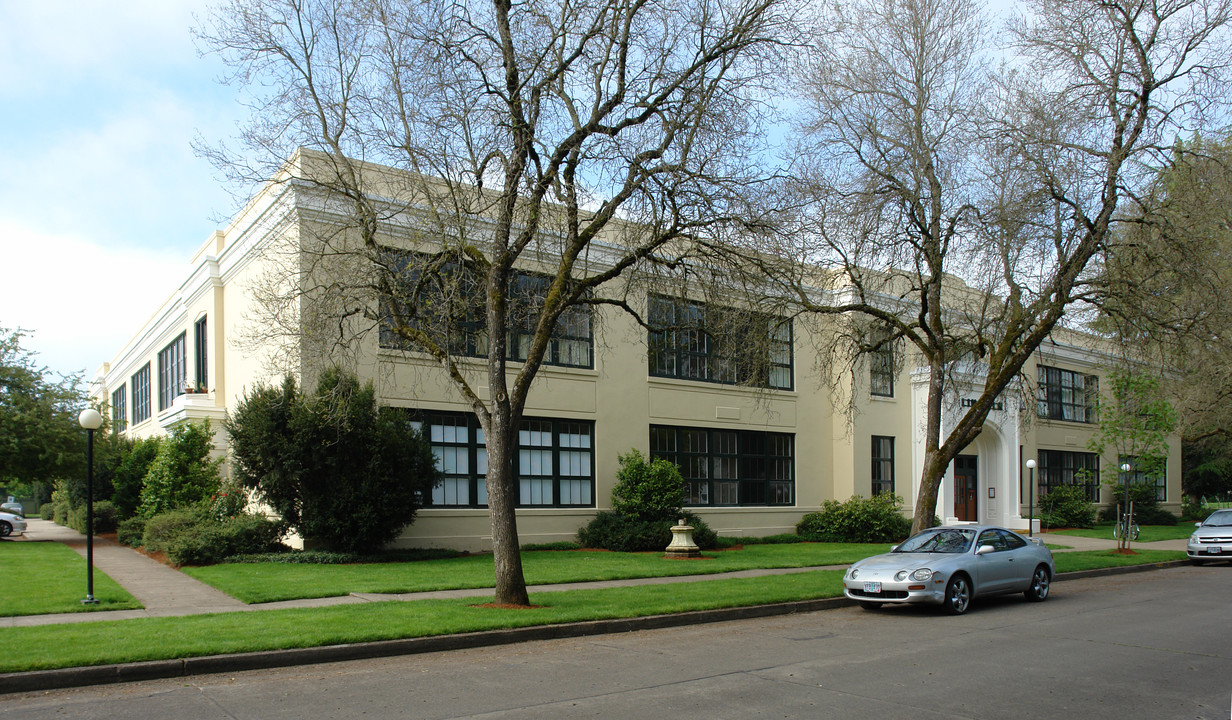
xmin=843 ymin=525 xmax=1055 ymax=615
xmin=1188 ymin=509 xmax=1232 ymax=565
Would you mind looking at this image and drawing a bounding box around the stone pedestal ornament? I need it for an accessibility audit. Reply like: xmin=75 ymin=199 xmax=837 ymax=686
xmin=665 ymin=518 xmax=701 ymax=558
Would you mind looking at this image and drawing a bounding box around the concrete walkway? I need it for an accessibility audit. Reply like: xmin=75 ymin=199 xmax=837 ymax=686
xmin=4 ymin=518 xmax=1189 ymax=629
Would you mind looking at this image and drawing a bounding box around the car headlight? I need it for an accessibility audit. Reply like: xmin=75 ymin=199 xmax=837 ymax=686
xmin=911 ymin=568 xmax=933 ymax=581
xmin=1188 ymin=534 xmax=1200 ymax=546
xmin=848 ymin=568 xmax=860 ymax=580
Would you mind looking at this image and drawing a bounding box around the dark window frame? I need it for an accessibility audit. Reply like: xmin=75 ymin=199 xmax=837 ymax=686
xmin=1037 ymin=449 xmax=1100 ymax=502
xmin=131 ymin=364 xmax=151 ymax=424
xmin=158 ymin=333 xmax=187 ymax=411
xmin=647 ymin=295 xmax=793 ymax=391
xmin=194 ymin=316 xmax=208 ymax=390
xmin=1118 ymin=454 xmax=1167 ymax=502
xmin=111 ymin=384 xmax=127 ymax=431
xmin=869 ymin=330 xmax=895 ymax=397
xmin=379 ymin=250 xmax=594 ymax=369
xmin=1037 ymin=365 xmax=1098 ymax=424
xmin=410 ymin=411 xmax=595 ymax=509
xmin=872 ymin=436 xmax=894 ymax=496
xmin=650 ymin=424 xmax=795 ymax=507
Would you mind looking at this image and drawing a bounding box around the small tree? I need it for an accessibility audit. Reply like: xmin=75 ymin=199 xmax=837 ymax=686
xmin=1088 ymin=369 xmax=1178 ymax=547
xmin=225 ymin=369 xmax=440 ymax=553
xmin=610 ymin=450 xmax=686 ymax=521
xmin=138 ymin=420 xmax=223 ymax=518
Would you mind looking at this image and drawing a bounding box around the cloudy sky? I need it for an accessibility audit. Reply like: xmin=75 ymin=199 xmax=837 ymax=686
xmin=0 ymin=0 xmax=242 ymax=381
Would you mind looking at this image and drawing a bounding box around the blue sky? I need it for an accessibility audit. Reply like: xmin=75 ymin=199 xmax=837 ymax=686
xmin=0 ymin=0 xmax=242 ymax=381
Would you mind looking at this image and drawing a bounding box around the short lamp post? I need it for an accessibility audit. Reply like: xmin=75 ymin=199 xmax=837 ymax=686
xmin=78 ymin=408 xmax=103 ymax=605
xmin=1026 ymin=458 xmax=1037 ymax=537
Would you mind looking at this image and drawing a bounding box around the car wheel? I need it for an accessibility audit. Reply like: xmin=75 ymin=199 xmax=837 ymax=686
xmin=943 ymin=574 xmax=971 ymax=615
xmin=0 ymin=521 xmax=11 ymax=538
xmin=858 ymin=601 xmax=882 ymax=610
xmin=1024 ymin=565 xmax=1051 ymax=602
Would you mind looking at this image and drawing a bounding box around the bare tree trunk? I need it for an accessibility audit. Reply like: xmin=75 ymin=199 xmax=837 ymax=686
xmin=485 ymin=404 xmax=530 ymax=606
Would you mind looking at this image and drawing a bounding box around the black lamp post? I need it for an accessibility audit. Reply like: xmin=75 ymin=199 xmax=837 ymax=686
xmin=1120 ymin=461 xmax=1132 ymax=550
xmin=1026 ymin=458 xmax=1037 ymax=537
xmin=78 ymin=408 xmax=103 ymax=605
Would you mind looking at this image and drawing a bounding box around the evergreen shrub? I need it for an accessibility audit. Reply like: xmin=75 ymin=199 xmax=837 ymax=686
xmin=796 ymin=493 xmax=911 ymax=543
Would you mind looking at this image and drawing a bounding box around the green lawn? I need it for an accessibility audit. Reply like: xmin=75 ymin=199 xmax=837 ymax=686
xmin=0 ymin=547 xmax=1190 ymax=674
xmin=0 ymin=542 xmax=142 ymax=616
xmin=1051 ymin=524 xmax=1196 ymax=543
xmin=0 ymin=571 xmax=847 ymax=673
xmin=183 ymin=542 xmax=892 ymax=603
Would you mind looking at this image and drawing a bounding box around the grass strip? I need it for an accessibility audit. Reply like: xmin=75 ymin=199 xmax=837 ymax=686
xmin=0 ymin=571 xmax=846 ymax=673
xmin=0 ymin=543 xmax=141 ymax=616
xmin=1052 ymin=549 xmax=1186 ymax=572
xmin=183 ymin=542 xmax=889 ymax=603
xmin=1051 ymin=524 xmax=1196 ymax=543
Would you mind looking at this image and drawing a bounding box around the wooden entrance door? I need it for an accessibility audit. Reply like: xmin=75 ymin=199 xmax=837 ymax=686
xmin=954 ymin=455 xmax=978 ymax=522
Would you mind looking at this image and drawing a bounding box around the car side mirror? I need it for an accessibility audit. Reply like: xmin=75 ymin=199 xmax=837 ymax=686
xmin=1196 ymin=521 xmax=1203 ymax=527
xmin=976 ymin=544 xmax=995 ymax=555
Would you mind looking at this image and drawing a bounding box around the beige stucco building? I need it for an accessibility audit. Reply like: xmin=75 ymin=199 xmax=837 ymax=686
xmin=90 ymin=155 xmax=1182 ymax=551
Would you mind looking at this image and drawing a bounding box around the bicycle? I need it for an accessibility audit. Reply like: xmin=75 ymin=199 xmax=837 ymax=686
xmin=1113 ymin=513 xmax=1140 ymax=541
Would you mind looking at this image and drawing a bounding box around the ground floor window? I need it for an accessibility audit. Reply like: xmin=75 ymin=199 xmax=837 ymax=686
xmin=1037 ymin=450 xmax=1100 ymax=502
xmin=872 ymin=436 xmax=894 ymax=496
xmin=1119 ymin=454 xmax=1167 ymax=502
xmin=649 ymin=425 xmax=794 ymax=506
xmin=410 ymin=411 xmax=594 ymax=508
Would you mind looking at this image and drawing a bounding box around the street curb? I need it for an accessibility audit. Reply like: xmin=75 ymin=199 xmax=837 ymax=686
xmin=0 ymin=560 xmax=1192 ymax=695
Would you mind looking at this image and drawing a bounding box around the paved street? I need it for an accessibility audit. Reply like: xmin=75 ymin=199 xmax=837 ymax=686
xmin=4 ymin=564 xmax=1229 ymax=720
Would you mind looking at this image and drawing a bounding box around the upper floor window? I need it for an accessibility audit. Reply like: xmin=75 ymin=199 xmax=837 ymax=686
xmin=647 ymin=295 xmax=792 ymax=390
xmin=1038 ymin=450 xmax=1100 ymax=502
xmin=650 ymin=424 xmax=794 ymax=506
xmin=1119 ymin=455 xmax=1167 ymax=502
xmin=869 ymin=329 xmax=895 ymax=397
xmin=158 ymin=333 xmax=186 ymax=411
xmin=131 ymin=364 xmax=151 ymax=424
xmin=194 ymin=317 xmax=208 ymax=390
xmin=111 ymin=385 xmax=127 ymax=431
xmin=1037 ymin=366 xmax=1098 ymax=423
xmin=872 ymin=436 xmax=894 ymax=495
xmin=379 ymin=250 xmax=593 ymax=369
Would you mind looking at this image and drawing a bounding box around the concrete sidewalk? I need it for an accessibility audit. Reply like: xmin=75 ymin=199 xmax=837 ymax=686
xmin=4 ymin=518 xmax=1189 ymax=630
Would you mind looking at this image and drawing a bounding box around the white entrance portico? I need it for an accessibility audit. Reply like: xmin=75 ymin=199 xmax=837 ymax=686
xmin=909 ymin=366 xmax=1032 ymax=531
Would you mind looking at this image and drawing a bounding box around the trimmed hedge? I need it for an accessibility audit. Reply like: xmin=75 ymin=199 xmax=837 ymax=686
xmin=142 ymin=509 xmax=285 ymax=566
xmin=577 ymin=510 xmax=718 ymax=552
xmin=796 ymin=494 xmax=911 ymax=543
xmin=1038 ymin=484 xmax=1096 ymax=529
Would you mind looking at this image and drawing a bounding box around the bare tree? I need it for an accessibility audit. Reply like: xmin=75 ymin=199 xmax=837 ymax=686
xmin=197 ymin=0 xmax=799 ymax=605
xmin=758 ymin=0 xmax=1231 ymax=533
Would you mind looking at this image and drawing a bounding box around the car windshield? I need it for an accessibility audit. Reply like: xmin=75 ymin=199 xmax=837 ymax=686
xmin=893 ymin=528 xmax=975 ymax=553
xmin=1203 ymin=512 xmax=1232 ymax=527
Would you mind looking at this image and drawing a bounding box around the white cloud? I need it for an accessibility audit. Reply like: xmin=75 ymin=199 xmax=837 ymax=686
xmin=0 ymin=219 xmax=185 ymax=378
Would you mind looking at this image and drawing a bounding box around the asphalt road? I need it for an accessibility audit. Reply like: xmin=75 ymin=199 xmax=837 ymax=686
xmin=5 ymin=565 xmax=1230 ymax=720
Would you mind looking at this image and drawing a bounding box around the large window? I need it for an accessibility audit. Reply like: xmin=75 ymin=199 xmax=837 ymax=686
xmin=650 ymin=425 xmax=794 ymax=506
xmin=1037 ymin=450 xmax=1100 ymax=501
xmin=131 ymin=364 xmax=151 ymax=424
xmin=158 ymin=333 xmax=186 ymax=411
xmin=379 ymin=250 xmax=593 ymax=369
xmin=194 ymin=316 xmax=208 ymax=390
xmin=1119 ymin=455 xmax=1167 ymax=502
xmin=111 ymin=385 xmax=127 ymax=431
xmin=1037 ymin=366 xmax=1098 ymax=423
xmin=872 ymin=436 xmax=894 ymax=495
xmin=648 ymin=296 xmax=792 ymax=390
xmin=411 ymin=412 xmax=594 ymax=508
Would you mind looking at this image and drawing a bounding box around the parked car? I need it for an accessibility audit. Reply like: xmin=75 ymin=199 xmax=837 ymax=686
xmin=1 ymin=501 xmax=24 ymax=516
xmin=0 ymin=510 xmax=27 ymax=538
xmin=843 ymin=525 xmax=1055 ymax=615
xmin=1187 ymin=509 xmax=1232 ymax=565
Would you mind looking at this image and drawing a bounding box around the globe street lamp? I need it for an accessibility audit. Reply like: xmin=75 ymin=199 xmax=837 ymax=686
xmin=77 ymin=408 xmax=103 ymax=605
xmin=1026 ymin=458 xmax=1037 ymax=537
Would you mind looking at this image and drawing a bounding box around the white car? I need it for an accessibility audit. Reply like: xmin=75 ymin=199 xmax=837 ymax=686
xmin=0 ymin=510 xmax=27 ymax=537
xmin=1188 ymin=509 xmax=1232 ymax=565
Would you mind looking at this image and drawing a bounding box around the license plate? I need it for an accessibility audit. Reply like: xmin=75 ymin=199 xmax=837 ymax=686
xmin=1209 ymin=547 xmax=1222 ymax=554
xmin=864 ymin=581 xmax=882 ymax=594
